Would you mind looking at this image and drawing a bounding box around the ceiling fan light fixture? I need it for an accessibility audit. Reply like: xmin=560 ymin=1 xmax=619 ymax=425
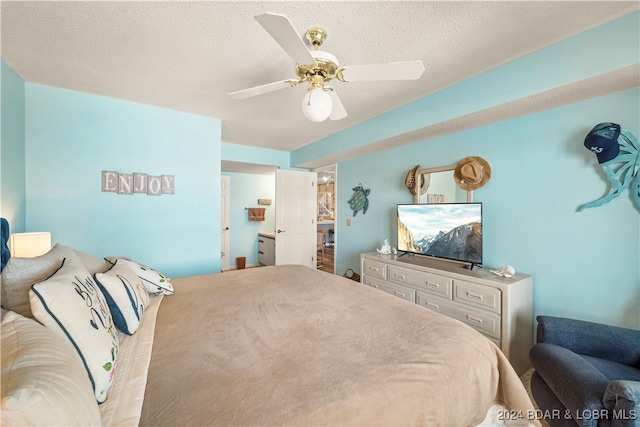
xmin=302 ymin=87 xmax=332 ymax=122
xmin=231 ymin=13 xmax=425 ymax=123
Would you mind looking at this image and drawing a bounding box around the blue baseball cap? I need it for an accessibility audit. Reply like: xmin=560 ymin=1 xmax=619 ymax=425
xmin=583 ymin=122 xmax=621 ymax=163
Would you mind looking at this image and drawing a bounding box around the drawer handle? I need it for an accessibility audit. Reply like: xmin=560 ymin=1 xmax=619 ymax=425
xmin=370 ymin=267 xmax=379 ymax=273
xmin=394 ymin=273 xmax=406 ymax=280
xmin=258 ymin=251 xmax=264 ymax=255
xmin=466 ymin=292 xmax=483 ymax=300
xmin=394 ymin=291 xmax=405 ymax=297
xmin=259 ymin=239 xmax=264 ymax=243
xmin=466 ymin=315 xmax=483 ymax=324
xmin=426 ymin=302 xmax=439 ymax=310
xmin=426 ymin=282 xmax=439 ymax=288
xmin=371 ymin=284 xmax=379 ymax=288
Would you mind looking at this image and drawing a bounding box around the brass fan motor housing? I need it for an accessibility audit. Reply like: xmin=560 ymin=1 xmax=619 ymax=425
xmin=295 ymin=58 xmax=340 ymax=82
xmin=293 ymin=27 xmax=347 ymax=86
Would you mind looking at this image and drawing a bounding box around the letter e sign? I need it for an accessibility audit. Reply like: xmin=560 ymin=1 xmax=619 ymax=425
xmin=102 ymin=171 xmax=119 ymax=192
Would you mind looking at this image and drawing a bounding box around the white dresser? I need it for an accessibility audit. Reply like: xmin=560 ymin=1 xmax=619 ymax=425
xmin=258 ymin=233 xmax=275 ymax=266
xmin=360 ymin=252 xmax=533 ymax=374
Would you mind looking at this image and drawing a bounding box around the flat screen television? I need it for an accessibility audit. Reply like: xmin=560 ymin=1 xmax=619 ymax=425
xmin=397 ymin=202 xmax=482 ymax=267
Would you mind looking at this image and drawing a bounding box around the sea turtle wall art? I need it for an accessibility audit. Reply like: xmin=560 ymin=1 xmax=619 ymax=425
xmin=348 ymin=184 xmax=370 ymax=216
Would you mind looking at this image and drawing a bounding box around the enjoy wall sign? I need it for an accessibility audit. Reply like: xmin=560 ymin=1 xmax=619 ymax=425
xmin=101 ymin=171 xmax=175 ymax=196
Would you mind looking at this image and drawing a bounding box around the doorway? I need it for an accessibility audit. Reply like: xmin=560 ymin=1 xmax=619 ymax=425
xmin=221 ymin=161 xmax=317 ymax=270
xmin=313 ymin=164 xmax=336 ymax=274
xmin=221 ymin=175 xmax=230 ymax=271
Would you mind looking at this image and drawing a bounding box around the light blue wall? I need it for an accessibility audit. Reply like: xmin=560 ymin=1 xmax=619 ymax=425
xmin=335 ymin=87 xmax=640 ymax=329
xmin=222 ymin=172 xmax=275 ymax=268
xmin=24 ymin=83 xmax=222 ymax=278
xmin=0 ymin=61 xmax=26 ymax=232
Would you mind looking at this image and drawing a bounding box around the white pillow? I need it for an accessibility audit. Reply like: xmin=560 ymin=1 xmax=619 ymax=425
xmin=75 ymin=248 xmax=110 ymax=274
xmin=105 ymin=256 xmax=174 ymax=295
xmin=94 ymin=259 xmax=149 ymax=335
xmin=1 ymin=243 xmax=79 ymax=318
xmin=29 ymin=256 xmax=119 ymax=403
xmin=1 ymin=311 xmax=102 ymax=426
xmin=1 ymin=244 xmax=109 ymax=318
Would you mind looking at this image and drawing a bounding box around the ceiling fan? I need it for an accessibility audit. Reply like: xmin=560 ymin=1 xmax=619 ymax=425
xmin=228 ymin=12 xmax=425 ymax=122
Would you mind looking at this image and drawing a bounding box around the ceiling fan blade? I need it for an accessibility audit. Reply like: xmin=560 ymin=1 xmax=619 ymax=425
xmin=255 ymin=12 xmax=316 ymax=65
xmin=228 ymin=80 xmax=293 ymax=100
xmin=328 ymin=91 xmax=347 ymax=120
xmin=340 ymin=60 xmax=425 ymax=82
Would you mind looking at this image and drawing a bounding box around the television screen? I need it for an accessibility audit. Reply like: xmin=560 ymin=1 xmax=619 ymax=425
xmin=397 ymin=202 xmax=482 ymax=266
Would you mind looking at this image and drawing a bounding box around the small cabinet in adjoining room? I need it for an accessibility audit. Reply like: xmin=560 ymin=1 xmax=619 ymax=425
xmin=258 ymin=232 xmax=275 ymax=266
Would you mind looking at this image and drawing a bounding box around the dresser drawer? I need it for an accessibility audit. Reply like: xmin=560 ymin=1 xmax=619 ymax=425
xmin=379 ymin=281 xmax=415 ymax=303
xmin=388 ymin=265 xmax=452 ymax=299
xmin=362 ymin=275 xmax=384 ymax=289
xmin=454 ymin=280 xmax=501 ymax=314
xmin=454 ymin=307 xmax=501 ymax=339
xmin=365 ymin=276 xmax=414 ymax=303
xmin=416 ymin=291 xmax=456 ymax=314
xmin=417 ymin=291 xmax=501 ymax=339
xmin=362 ymin=259 xmax=387 ymax=280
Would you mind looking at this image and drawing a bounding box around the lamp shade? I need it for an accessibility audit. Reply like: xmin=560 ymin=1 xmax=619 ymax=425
xmin=9 ymin=232 xmax=52 ymax=258
xmin=302 ymin=87 xmax=332 ymax=122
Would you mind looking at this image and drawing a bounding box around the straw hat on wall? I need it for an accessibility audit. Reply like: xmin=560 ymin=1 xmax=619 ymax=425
xmin=404 ymin=165 xmax=430 ymax=196
xmin=454 ymin=156 xmax=491 ymax=190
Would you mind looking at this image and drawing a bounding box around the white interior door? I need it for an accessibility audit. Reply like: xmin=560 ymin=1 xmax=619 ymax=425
xmin=220 ymin=175 xmax=231 ymax=271
xmin=275 ymin=169 xmax=317 ymax=268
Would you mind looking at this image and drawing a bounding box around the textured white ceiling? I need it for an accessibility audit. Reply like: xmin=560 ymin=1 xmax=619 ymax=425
xmin=2 ymin=1 xmax=638 ymax=156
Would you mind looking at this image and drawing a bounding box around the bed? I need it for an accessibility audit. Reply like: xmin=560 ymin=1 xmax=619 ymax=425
xmin=1 ymin=229 xmax=538 ymax=426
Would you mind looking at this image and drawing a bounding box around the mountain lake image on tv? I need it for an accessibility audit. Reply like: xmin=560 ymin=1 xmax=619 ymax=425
xmin=397 ymin=203 xmax=482 ymax=265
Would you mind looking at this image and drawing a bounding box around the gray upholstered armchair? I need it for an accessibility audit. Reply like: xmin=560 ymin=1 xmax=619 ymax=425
xmin=530 ymin=315 xmax=640 ymax=427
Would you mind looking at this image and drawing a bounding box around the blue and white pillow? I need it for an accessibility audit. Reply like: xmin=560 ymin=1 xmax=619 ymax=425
xmin=29 ymin=257 xmax=119 ymax=403
xmin=94 ymin=259 xmax=149 ymax=335
xmin=105 ymin=257 xmax=174 ymax=295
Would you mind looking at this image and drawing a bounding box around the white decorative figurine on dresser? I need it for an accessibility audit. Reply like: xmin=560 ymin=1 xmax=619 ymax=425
xmin=360 ymin=252 xmax=533 ymax=374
